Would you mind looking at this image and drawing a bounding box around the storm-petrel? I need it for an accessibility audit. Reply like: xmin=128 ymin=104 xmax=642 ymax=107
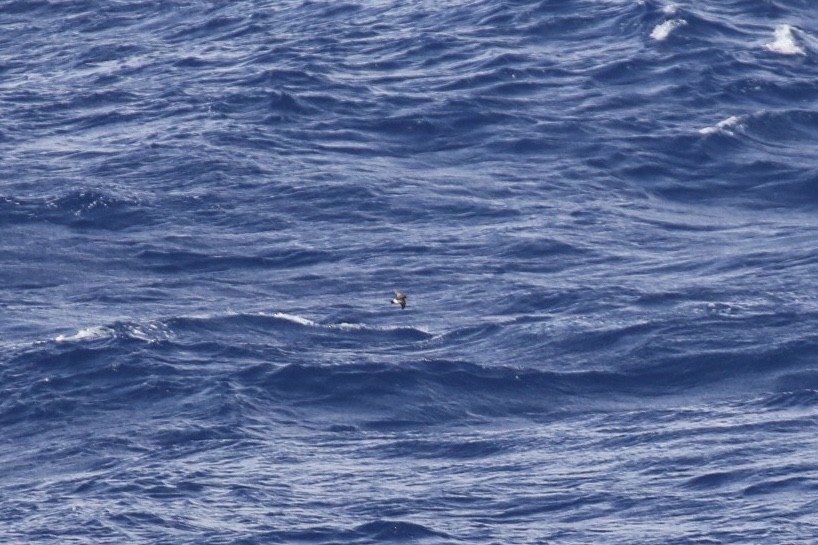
xmin=391 ymin=290 xmax=406 ymax=309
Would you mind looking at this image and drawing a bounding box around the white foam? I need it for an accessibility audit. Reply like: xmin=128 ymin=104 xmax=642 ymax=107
xmin=270 ymin=312 xmax=316 ymax=327
xmin=329 ymin=322 xmax=367 ymax=331
xmin=662 ymin=4 xmax=679 ymax=15
xmin=698 ymin=115 xmax=742 ymax=136
xmin=125 ymin=321 xmax=173 ymax=342
xmin=651 ymin=19 xmax=686 ymax=42
xmin=326 ymin=322 xmax=433 ymax=336
xmin=55 ymin=326 xmax=114 ymax=343
xmin=765 ymin=24 xmax=805 ymax=56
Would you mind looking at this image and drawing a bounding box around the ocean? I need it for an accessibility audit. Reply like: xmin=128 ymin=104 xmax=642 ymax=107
xmin=2 ymin=1 xmax=817 ymax=543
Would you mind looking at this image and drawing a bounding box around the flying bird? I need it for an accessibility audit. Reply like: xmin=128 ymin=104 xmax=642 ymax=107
xmin=391 ymin=290 xmax=407 ymax=309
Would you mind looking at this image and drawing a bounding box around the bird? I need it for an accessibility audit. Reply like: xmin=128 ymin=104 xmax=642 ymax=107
xmin=391 ymin=290 xmax=407 ymax=309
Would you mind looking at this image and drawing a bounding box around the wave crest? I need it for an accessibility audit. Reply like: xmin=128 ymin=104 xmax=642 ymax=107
xmin=651 ymin=19 xmax=686 ymax=42
xmin=765 ymin=24 xmax=805 ymax=56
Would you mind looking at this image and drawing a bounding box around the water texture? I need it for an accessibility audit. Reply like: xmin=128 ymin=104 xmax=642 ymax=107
xmin=2 ymin=1 xmax=817 ymax=543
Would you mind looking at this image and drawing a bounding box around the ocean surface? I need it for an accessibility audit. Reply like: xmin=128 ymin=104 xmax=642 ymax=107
xmin=2 ymin=1 xmax=817 ymax=543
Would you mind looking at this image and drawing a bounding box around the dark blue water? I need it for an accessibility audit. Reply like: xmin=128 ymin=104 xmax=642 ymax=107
xmin=2 ymin=1 xmax=818 ymax=543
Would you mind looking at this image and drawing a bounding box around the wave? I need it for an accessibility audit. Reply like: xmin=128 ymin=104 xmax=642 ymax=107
xmin=134 ymin=247 xmax=334 ymax=273
xmin=353 ymin=520 xmax=448 ymax=541
xmin=245 ymin=519 xmax=449 ymax=544
xmin=11 ymin=322 xmax=812 ymax=431
xmin=754 ymin=388 xmax=818 ymax=410
xmin=255 ymin=312 xmax=436 ymax=345
xmin=54 ymin=321 xmax=174 ymax=344
xmin=699 ymin=114 xmax=743 ymax=136
xmin=0 ymin=189 xmax=150 ymax=230
xmin=49 ymin=311 xmax=435 ymax=352
xmin=698 ymin=109 xmax=818 ymax=147
xmin=19 ymin=296 xmax=818 ymax=383
xmin=765 ymin=24 xmax=806 ymax=56
xmin=651 ymin=18 xmax=687 ymax=42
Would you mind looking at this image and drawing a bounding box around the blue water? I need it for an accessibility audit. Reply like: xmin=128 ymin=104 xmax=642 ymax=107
xmin=2 ymin=1 xmax=818 ymax=543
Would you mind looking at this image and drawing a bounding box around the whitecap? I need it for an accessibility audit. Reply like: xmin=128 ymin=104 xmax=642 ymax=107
xmin=651 ymin=19 xmax=686 ymax=42
xmin=765 ymin=25 xmax=805 ymax=56
xmin=327 ymin=321 xmax=433 ymax=337
xmin=54 ymin=321 xmax=174 ymax=344
xmin=124 ymin=321 xmax=174 ymax=343
xmin=661 ymin=4 xmax=679 ymax=15
xmin=329 ymin=322 xmax=367 ymax=331
xmin=698 ymin=115 xmax=742 ymax=136
xmin=269 ymin=312 xmax=316 ymax=327
xmin=55 ymin=326 xmax=114 ymax=343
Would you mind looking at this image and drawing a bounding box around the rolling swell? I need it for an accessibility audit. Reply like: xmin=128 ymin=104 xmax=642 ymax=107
xmin=3 ymin=0 xmax=818 ymax=543
xmin=5 ymin=305 xmax=816 ymax=436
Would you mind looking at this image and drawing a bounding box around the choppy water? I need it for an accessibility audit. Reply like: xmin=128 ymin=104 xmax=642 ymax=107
xmin=2 ymin=1 xmax=818 ymax=543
